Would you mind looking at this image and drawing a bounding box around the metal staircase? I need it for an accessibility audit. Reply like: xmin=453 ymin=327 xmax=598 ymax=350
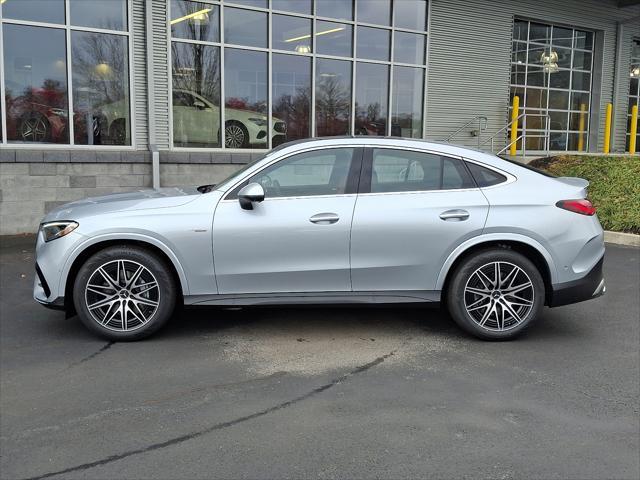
xmin=445 ymin=113 xmax=551 ymax=159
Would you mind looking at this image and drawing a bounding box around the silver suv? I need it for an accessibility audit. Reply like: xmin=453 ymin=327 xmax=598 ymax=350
xmin=34 ymin=137 xmax=605 ymax=341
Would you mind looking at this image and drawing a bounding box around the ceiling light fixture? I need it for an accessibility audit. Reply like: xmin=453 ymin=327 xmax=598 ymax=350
xmin=285 ymin=27 xmax=345 ymax=43
xmin=540 ymin=50 xmax=559 ymax=74
xmin=631 ymin=66 xmax=640 ymax=78
xmin=295 ymin=44 xmax=311 ymax=53
xmin=170 ymin=8 xmax=212 ymax=25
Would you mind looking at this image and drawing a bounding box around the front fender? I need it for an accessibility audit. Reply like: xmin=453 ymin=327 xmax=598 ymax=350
xmin=435 ymin=232 xmax=558 ymax=290
xmin=59 ymin=231 xmax=190 ymax=298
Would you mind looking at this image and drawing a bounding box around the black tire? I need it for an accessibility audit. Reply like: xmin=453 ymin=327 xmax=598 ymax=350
xmin=73 ymin=246 xmax=177 ymax=341
xmin=446 ymin=248 xmax=545 ymax=340
xmin=224 ymin=121 xmax=249 ymax=148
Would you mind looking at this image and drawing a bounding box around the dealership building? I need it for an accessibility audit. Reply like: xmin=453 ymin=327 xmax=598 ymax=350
xmin=0 ymin=0 xmax=639 ymax=234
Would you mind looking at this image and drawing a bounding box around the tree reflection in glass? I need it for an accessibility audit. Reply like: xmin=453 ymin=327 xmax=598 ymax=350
xmin=171 ymin=42 xmax=221 ymax=147
xmin=72 ymin=32 xmax=130 ymax=145
xmin=273 ymin=54 xmax=311 ymax=142
xmin=3 ymin=25 xmax=69 ymax=144
xmin=315 ymin=58 xmax=351 ymax=137
xmin=355 ymin=63 xmax=388 ymax=136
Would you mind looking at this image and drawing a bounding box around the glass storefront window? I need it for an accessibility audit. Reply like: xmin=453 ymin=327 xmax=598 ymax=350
xmin=272 ymin=54 xmax=311 ymax=141
xmin=510 ymin=20 xmax=595 ymax=152
xmin=357 ymin=26 xmax=389 ymax=61
xmin=2 ymin=0 xmax=65 ymax=24
xmin=171 ymin=0 xmax=219 ymax=43
xmin=316 ymin=58 xmax=351 ymax=137
xmin=392 ymin=66 xmax=423 ymax=138
xmin=273 ymin=15 xmax=312 ymax=53
xmin=71 ymin=31 xmax=130 ymax=145
xmin=316 ymin=20 xmax=352 ymax=57
xmin=224 ymin=7 xmax=267 ymax=48
xmin=316 ymin=0 xmax=353 ymax=21
xmin=357 ymin=0 xmax=390 ymax=26
xmin=0 ymin=0 xmax=132 ymax=147
xmin=165 ymin=0 xmax=429 ymax=149
xmin=228 ymin=0 xmax=267 ymax=8
xmin=355 ymin=62 xmax=388 ymax=136
xmin=70 ymin=0 xmax=127 ymax=31
xmin=3 ymin=24 xmax=69 ymax=144
xmin=394 ymin=0 xmax=427 ymax=31
xmin=171 ymin=42 xmax=221 ymax=148
xmin=272 ymin=0 xmax=312 ymax=15
xmin=224 ymin=49 xmax=268 ymax=149
xmin=394 ymin=32 xmax=425 ymax=64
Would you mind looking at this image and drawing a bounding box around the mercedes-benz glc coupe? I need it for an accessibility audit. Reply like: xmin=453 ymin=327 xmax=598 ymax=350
xmin=34 ymin=138 xmax=605 ymax=341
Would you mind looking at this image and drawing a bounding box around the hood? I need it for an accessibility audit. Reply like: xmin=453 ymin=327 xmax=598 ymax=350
xmin=43 ymin=187 xmax=201 ymax=222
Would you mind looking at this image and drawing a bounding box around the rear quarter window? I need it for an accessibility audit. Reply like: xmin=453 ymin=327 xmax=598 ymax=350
xmin=465 ymin=162 xmax=508 ymax=187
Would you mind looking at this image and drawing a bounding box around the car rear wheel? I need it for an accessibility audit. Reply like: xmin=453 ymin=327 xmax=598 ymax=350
xmin=446 ymin=248 xmax=545 ymax=340
xmin=73 ymin=246 xmax=177 ymax=341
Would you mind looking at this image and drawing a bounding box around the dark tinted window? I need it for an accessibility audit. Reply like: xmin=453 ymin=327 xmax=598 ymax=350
xmin=466 ymin=162 xmax=508 ymax=187
xmin=371 ymin=150 xmax=475 ymax=193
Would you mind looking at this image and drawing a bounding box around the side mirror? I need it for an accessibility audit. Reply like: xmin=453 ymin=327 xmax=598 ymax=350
xmin=193 ymin=100 xmax=206 ymax=110
xmin=237 ymin=182 xmax=265 ymax=210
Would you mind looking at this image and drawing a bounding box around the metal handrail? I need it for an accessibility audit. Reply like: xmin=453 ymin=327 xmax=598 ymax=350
xmin=482 ymin=112 xmax=551 ymax=157
xmin=445 ymin=115 xmax=488 ymax=149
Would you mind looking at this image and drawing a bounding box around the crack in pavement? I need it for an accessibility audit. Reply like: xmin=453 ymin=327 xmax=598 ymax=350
xmin=66 ymin=342 xmax=115 ymax=369
xmin=22 ymin=350 xmax=395 ymax=480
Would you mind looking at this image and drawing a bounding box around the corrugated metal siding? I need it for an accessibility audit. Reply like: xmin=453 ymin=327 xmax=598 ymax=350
xmin=426 ymin=0 xmax=640 ymax=152
xmin=150 ymin=0 xmax=170 ymax=149
xmin=131 ymin=0 xmax=148 ymax=150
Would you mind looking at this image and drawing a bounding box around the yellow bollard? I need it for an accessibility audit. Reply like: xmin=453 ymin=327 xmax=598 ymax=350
xmin=603 ymin=103 xmax=612 ymax=154
xmin=630 ymin=104 xmax=638 ymax=155
xmin=577 ymin=103 xmax=586 ymax=152
xmin=510 ymin=96 xmax=519 ymax=156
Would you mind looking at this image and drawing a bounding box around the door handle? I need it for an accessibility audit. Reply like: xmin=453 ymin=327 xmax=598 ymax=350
xmin=439 ymin=209 xmax=470 ymax=221
xmin=309 ymin=213 xmax=339 ymax=224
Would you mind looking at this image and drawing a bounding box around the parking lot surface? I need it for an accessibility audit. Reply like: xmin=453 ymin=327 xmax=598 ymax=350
xmin=1 ymin=236 xmax=638 ymax=480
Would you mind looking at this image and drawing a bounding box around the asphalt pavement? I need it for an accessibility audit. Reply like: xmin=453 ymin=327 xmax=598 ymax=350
xmin=1 ymin=235 xmax=638 ymax=480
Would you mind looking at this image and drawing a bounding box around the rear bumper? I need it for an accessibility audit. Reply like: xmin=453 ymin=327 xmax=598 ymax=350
xmin=548 ymin=255 xmax=605 ymax=307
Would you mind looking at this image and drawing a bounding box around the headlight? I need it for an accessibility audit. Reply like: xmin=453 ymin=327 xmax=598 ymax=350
xmin=248 ymin=117 xmax=268 ymax=126
xmin=40 ymin=221 xmax=78 ymax=242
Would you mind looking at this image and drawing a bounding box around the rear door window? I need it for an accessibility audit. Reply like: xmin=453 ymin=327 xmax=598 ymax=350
xmin=368 ymin=149 xmax=475 ymax=193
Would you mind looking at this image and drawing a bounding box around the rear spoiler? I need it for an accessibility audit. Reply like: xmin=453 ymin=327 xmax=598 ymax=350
xmin=554 ymin=177 xmax=589 ymax=198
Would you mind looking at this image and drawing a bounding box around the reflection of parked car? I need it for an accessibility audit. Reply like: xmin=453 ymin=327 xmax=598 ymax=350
xmin=6 ymin=89 xmax=68 ymax=143
xmin=172 ymin=89 xmax=286 ymax=148
xmin=6 ymin=88 xmax=129 ymax=145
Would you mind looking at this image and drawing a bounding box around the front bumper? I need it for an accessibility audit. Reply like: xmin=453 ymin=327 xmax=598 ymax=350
xmin=548 ymin=255 xmax=605 ymax=307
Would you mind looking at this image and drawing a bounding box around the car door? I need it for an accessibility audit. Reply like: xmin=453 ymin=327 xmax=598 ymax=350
xmin=213 ymin=147 xmax=363 ymax=294
xmin=172 ymin=91 xmax=219 ymax=145
xmin=350 ymin=147 xmax=489 ymax=292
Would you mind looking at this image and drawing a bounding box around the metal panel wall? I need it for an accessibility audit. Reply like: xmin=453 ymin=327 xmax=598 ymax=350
xmin=426 ymin=0 xmax=640 ymax=152
xmin=132 ymin=0 xmax=148 ymax=149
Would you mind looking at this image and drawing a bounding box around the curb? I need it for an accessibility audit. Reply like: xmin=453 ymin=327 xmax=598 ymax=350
xmin=604 ymin=231 xmax=640 ymax=247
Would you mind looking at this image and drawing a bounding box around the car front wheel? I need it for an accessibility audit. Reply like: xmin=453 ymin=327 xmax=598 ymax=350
xmin=73 ymin=246 xmax=177 ymax=341
xmin=446 ymin=248 xmax=545 ymax=340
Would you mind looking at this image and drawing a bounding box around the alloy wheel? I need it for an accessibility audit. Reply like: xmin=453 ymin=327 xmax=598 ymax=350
xmin=225 ymin=124 xmax=245 ymax=148
xmin=21 ymin=116 xmax=48 ymax=142
xmin=463 ymin=261 xmax=535 ymax=332
xmin=84 ymin=259 xmax=160 ymax=332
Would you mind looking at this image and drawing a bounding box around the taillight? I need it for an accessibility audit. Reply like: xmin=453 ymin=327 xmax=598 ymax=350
xmin=556 ymin=199 xmax=596 ymax=216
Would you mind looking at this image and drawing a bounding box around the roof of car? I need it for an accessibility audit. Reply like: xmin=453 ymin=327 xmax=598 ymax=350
xmin=273 ymin=136 xmax=493 ymax=159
